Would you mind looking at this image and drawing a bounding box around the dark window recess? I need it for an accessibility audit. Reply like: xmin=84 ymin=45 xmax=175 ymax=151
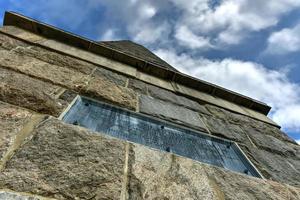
xmin=62 ymin=96 xmax=262 ymax=178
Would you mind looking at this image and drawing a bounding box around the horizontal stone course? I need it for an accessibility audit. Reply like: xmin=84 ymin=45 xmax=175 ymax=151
xmin=0 ymin=68 xmax=67 ymax=116
xmin=242 ymin=147 xmax=300 ymax=187
xmin=139 ymin=95 xmax=207 ymax=131
xmin=82 ymin=71 xmax=137 ymax=110
xmin=129 ymin=78 xmax=209 ymax=114
xmin=0 ymin=33 xmax=95 ymax=75
xmin=201 ymin=115 xmax=249 ymax=143
xmin=0 ymin=27 xmax=280 ymax=127
xmin=0 ymin=49 xmax=89 ymax=90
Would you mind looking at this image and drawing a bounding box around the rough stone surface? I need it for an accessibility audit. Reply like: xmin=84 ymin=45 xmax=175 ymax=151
xmin=202 ymin=115 xmax=249 ymax=143
xmin=128 ymin=78 xmax=148 ymax=95
xmin=127 ymin=143 xmax=217 ymax=200
xmin=57 ymin=90 xmax=77 ymax=105
xmin=83 ymin=72 xmax=137 ymax=110
xmin=147 ymin=84 xmax=209 ymax=114
xmin=0 ymin=118 xmax=126 ymax=200
xmin=139 ymin=95 xmax=207 ymax=131
xmin=92 ymin=67 xmax=128 ymax=87
xmin=136 ymin=72 xmax=174 ymax=91
xmin=39 ymin=39 xmax=137 ymax=77
xmin=1 ymin=23 xmax=299 ymax=198
xmin=0 ymin=49 xmax=89 ymax=90
xmin=244 ymin=120 xmax=296 ymax=144
xmin=129 ymin=78 xmax=209 ymax=114
xmin=0 ymin=26 xmax=45 ymax=43
xmin=203 ymin=163 xmax=300 ymax=200
xmin=243 ymin=147 xmax=300 ymax=187
xmin=0 ymin=68 xmax=66 ymax=116
xmin=247 ymin=132 xmax=296 ymax=157
xmin=128 ymin=143 xmax=300 ymax=200
xmin=205 ymin=104 xmax=251 ymax=125
xmin=0 ymin=102 xmax=33 ymax=163
xmin=0 ymin=32 xmax=95 ymax=75
xmin=0 ymin=190 xmax=56 ymax=200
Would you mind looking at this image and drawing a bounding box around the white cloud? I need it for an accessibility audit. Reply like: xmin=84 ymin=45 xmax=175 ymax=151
xmin=169 ymin=0 xmax=300 ymax=46
xmin=138 ymin=4 xmax=157 ymax=19
xmin=175 ymin=26 xmax=213 ymax=49
xmin=131 ymin=21 xmax=171 ymax=44
xmin=100 ymin=29 xmax=119 ymax=41
xmin=97 ymin=0 xmax=300 ymax=49
xmin=296 ymin=139 xmax=300 ymax=144
xmin=155 ymin=49 xmax=300 ymax=133
xmin=266 ymin=24 xmax=300 ymax=54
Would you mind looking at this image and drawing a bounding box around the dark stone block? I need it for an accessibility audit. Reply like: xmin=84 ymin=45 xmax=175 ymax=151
xmin=92 ymin=67 xmax=128 ymax=87
xmin=246 ymin=130 xmax=296 ymax=157
xmin=139 ymin=95 xmax=206 ymax=131
xmin=59 ymin=90 xmax=77 ymax=104
xmin=147 ymin=84 xmax=209 ymax=114
xmin=244 ymin=148 xmax=300 ymax=187
xmin=202 ymin=115 xmax=248 ymax=143
xmin=128 ymin=78 xmax=148 ymax=94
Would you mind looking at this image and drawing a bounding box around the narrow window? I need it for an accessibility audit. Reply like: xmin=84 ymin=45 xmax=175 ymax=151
xmin=61 ymin=96 xmax=262 ymax=178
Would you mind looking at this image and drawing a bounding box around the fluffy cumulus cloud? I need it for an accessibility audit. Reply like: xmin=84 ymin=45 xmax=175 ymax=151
xmin=155 ymin=49 xmax=300 ymax=133
xmin=266 ymin=24 xmax=300 ymax=54
xmin=95 ymin=0 xmax=300 ymax=49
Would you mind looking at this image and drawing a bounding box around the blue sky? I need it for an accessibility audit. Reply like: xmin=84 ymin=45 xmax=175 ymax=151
xmin=1 ymin=0 xmax=300 ymax=142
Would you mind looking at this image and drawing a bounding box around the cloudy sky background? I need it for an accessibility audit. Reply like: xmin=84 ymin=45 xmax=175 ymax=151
xmin=1 ymin=0 xmax=300 ymax=143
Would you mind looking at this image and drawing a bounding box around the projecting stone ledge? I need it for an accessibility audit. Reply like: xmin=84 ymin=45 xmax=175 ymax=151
xmin=0 ymin=117 xmax=299 ymax=200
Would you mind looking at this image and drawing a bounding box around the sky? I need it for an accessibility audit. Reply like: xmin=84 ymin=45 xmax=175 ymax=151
xmin=0 ymin=0 xmax=300 ymax=143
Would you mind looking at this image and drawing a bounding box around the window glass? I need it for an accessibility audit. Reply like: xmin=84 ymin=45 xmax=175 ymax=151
xmin=62 ymin=96 xmax=262 ymax=178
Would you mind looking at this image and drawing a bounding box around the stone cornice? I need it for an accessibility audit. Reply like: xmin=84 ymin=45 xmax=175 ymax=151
xmin=3 ymin=11 xmax=271 ymax=115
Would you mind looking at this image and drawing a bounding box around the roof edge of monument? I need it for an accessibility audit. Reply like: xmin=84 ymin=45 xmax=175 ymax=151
xmin=2 ymin=11 xmax=272 ymax=116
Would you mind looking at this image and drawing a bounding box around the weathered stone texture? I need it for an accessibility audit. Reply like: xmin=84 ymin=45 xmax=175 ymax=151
xmin=0 ymin=24 xmax=299 ymax=198
xmin=83 ymin=71 xmax=137 ymax=110
xmin=203 ymin=163 xmax=300 ymax=200
xmin=0 ymin=190 xmax=56 ymax=200
xmin=0 ymin=118 xmax=126 ymax=200
xmin=39 ymin=38 xmax=138 ymax=76
xmin=0 ymin=49 xmax=89 ymax=90
xmin=92 ymin=67 xmax=128 ymax=87
xmin=0 ymin=32 xmax=95 ymax=75
xmin=139 ymin=95 xmax=207 ymax=131
xmin=0 ymin=32 xmax=137 ymax=111
xmin=201 ymin=115 xmax=249 ymax=143
xmin=129 ymin=78 xmax=209 ymax=114
xmin=127 ymin=144 xmax=217 ymax=200
xmin=243 ymin=147 xmax=300 ymax=187
xmin=0 ymin=102 xmax=33 ymax=164
xmin=147 ymin=84 xmax=209 ymax=114
xmin=0 ymin=26 xmax=45 ymax=43
xmin=0 ymin=68 xmax=67 ymax=116
xmin=128 ymin=143 xmax=300 ymax=200
xmin=128 ymin=78 xmax=148 ymax=94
